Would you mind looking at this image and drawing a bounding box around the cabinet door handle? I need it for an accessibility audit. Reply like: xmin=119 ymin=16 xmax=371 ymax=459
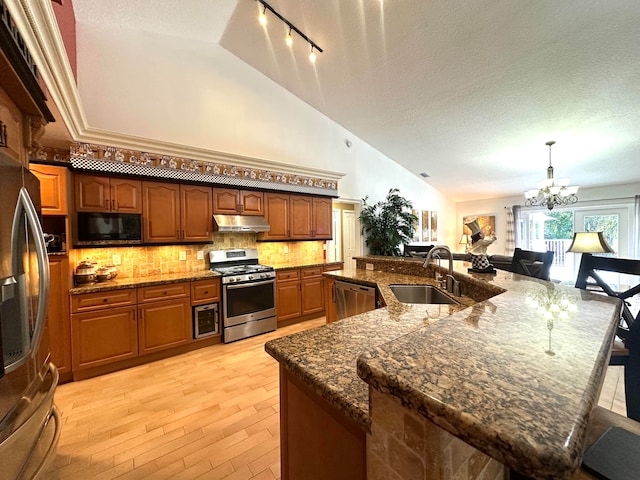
xmin=112 ymin=199 xmax=116 ymax=210
xmin=176 ymin=230 xmax=180 ymax=239
xmin=105 ymin=199 xmax=109 ymax=210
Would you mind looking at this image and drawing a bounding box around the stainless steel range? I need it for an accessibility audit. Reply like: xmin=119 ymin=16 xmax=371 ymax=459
xmin=209 ymin=249 xmax=276 ymax=343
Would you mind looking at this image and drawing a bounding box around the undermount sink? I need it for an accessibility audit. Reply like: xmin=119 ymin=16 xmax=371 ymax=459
xmin=389 ymin=284 xmax=460 ymax=305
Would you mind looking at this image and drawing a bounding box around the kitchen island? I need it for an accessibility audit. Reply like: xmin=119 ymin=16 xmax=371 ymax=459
xmin=265 ymin=255 xmax=622 ymax=479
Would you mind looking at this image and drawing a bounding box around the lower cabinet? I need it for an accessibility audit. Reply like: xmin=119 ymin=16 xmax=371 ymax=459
xmin=301 ymin=267 xmax=324 ymax=316
xmin=138 ymin=297 xmax=191 ymax=355
xmin=47 ymin=256 xmax=71 ymax=376
xmin=276 ymin=264 xmax=343 ymax=323
xmin=71 ymin=306 xmax=138 ymax=370
xmin=324 ymin=277 xmax=337 ymax=324
xmin=70 ymin=280 xmax=219 ymax=376
xmin=276 ymin=269 xmax=302 ymax=322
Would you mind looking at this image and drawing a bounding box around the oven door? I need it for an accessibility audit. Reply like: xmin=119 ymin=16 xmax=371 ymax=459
xmin=222 ymin=279 xmax=276 ymax=327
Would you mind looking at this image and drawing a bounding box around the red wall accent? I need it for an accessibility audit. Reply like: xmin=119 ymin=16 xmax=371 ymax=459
xmin=52 ymin=0 xmax=77 ymax=80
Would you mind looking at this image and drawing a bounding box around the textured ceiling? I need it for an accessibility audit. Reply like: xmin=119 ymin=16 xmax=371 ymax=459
xmin=73 ymin=0 xmax=640 ymax=202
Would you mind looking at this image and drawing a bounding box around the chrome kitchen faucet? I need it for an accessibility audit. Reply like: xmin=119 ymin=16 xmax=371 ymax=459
xmin=423 ymin=245 xmax=461 ymax=297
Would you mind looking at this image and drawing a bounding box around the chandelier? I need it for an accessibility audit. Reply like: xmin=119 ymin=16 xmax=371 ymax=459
xmin=524 ymin=141 xmax=579 ymax=210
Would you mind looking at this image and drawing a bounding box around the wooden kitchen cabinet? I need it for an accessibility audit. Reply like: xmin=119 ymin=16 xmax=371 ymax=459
xmin=290 ymin=195 xmax=313 ymax=240
xmin=181 ymin=184 xmax=213 ymax=242
xmin=143 ymin=181 xmax=212 ymax=243
xmin=312 ymin=197 xmax=333 ymax=239
xmin=137 ymin=282 xmax=191 ymax=354
xmin=71 ymin=306 xmax=138 ymax=371
xmin=260 ymin=193 xmax=333 ymax=241
xmin=276 ymin=269 xmax=302 ymax=322
xmin=47 ymin=256 xmax=71 ymax=376
xmin=301 ymin=267 xmax=324 ymax=316
xmin=74 ymin=174 xmax=142 ymax=213
xmin=30 ymin=163 xmax=69 ymax=215
xmin=323 ymin=263 xmax=342 ymax=324
xmin=324 ymin=277 xmax=337 ymax=323
xmin=138 ymin=297 xmax=191 ymax=355
xmin=0 ymin=85 xmax=27 ymax=164
xmin=142 ymin=181 xmax=181 ymax=243
xmin=70 ymin=288 xmax=138 ymax=371
xmin=212 ymin=187 xmax=264 ymax=215
xmin=261 ymin=192 xmax=291 ymax=241
xmin=191 ymin=278 xmax=221 ymax=305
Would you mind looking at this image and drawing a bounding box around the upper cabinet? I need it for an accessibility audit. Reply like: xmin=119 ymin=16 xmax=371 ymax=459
xmin=143 ymin=181 xmax=212 ymax=243
xmin=212 ymin=188 xmax=264 ymax=216
xmin=259 ymin=193 xmax=333 ymax=241
xmin=261 ymin=192 xmax=290 ymax=241
xmin=75 ymin=174 xmax=142 ymax=213
xmin=30 ymin=163 xmax=69 ymax=215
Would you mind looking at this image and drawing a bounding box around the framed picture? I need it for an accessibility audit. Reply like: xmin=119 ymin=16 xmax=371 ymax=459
xmin=430 ymin=211 xmax=438 ymax=242
xmin=463 ymin=215 xmax=495 ymax=237
xmin=421 ymin=210 xmax=431 ymax=241
xmin=412 ymin=209 xmax=420 ymax=242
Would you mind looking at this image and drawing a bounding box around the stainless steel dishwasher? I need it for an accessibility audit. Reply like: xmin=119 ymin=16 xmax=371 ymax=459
xmin=335 ymin=281 xmax=377 ymax=320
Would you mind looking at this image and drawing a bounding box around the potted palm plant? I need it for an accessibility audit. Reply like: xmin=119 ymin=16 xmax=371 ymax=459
xmin=359 ymin=188 xmax=418 ymax=256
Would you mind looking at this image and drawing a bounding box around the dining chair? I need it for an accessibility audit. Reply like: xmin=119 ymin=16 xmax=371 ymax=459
xmin=574 ymin=253 xmax=640 ymax=421
xmin=510 ymin=248 xmax=555 ymax=281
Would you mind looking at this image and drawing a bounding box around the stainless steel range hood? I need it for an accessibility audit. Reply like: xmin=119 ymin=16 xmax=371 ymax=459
xmin=212 ymin=214 xmax=271 ymax=233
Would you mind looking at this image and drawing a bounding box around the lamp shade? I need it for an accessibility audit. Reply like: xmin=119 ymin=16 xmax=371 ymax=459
xmin=566 ymin=232 xmax=615 ymax=254
xmin=459 ymin=234 xmax=469 ymax=245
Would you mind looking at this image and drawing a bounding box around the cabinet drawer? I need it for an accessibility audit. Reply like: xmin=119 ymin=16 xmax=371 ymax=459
xmin=138 ymin=282 xmax=190 ymax=303
xmin=302 ymin=267 xmax=323 ymax=278
xmin=324 ymin=263 xmax=343 ymax=272
xmin=191 ymin=278 xmax=221 ymax=305
xmin=71 ymin=288 xmax=137 ymax=313
xmin=277 ymin=269 xmax=300 ymax=282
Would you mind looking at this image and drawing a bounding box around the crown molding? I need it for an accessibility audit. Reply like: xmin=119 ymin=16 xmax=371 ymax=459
xmin=11 ymin=0 xmax=345 ymax=182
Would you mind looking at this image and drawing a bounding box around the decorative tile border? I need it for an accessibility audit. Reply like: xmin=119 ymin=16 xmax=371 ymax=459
xmin=68 ymin=142 xmax=339 ymax=197
xmin=29 ymin=146 xmax=71 ymax=163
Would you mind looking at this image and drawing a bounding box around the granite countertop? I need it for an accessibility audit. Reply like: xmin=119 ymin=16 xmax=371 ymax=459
xmin=69 ymin=270 xmax=221 ymax=295
xmin=265 ymin=258 xmax=622 ymax=479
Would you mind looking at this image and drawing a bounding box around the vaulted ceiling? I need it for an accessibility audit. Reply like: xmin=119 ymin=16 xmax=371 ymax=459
xmin=73 ymin=0 xmax=640 ymax=202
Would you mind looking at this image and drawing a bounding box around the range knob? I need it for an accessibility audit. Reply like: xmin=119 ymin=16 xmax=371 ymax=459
xmin=248 ymin=275 xmax=254 ymax=280
xmin=260 ymin=273 xmax=267 ymax=279
xmin=235 ymin=276 xmax=242 ymax=283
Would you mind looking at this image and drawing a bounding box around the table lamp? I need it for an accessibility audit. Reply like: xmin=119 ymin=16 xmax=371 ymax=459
xmin=566 ymin=231 xmax=615 ymax=254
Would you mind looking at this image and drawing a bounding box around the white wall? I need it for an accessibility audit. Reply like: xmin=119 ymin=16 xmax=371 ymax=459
xmin=456 ymin=182 xmax=640 ymax=255
xmin=75 ymin=22 xmax=456 ymax=245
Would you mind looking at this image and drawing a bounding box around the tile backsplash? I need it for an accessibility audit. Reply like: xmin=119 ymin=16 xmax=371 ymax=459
xmin=71 ymin=233 xmax=325 ymax=278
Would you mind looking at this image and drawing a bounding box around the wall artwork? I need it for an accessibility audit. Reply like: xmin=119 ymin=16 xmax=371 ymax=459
xmin=412 ymin=209 xmax=420 ymax=242
xmin=430 ymin=211 xmax=438 ymax=242
xmin=463 ymin=215 xmax=496 ymax=237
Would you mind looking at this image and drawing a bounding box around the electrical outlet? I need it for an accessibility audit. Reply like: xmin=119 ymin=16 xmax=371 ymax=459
xmin=197 ymin=250 xmax=204 ymax=260
xmin=179 ymin=251 xmax=187 ymax=261
xmin=112 ymin=254 xmax=122 ymax=266
xmin=366 ymin=263 xmax=374 ymax=271
xmin=283 ymin=245 xmax=289 ymax=254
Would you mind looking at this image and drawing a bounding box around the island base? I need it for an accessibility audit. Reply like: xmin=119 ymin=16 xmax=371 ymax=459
xmin=368 ymin=389 xmax=505 ymax=480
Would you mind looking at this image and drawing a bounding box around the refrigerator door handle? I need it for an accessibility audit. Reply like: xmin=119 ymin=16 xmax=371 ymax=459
xmin=11 ymin=187 xmax=50 ymax=358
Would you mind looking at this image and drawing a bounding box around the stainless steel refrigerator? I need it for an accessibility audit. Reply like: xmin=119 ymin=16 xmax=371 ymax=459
xmin=0 ymin=152 xmax=60 ymax=479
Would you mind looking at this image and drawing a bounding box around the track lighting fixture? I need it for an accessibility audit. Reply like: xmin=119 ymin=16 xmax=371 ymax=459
xmin=255 ymin=0 xmax=323 ymax=62
xmin=285 ymin=27 xmax=293 ymax=46
xmin=258 ymin=5 xmax=267 ymax=25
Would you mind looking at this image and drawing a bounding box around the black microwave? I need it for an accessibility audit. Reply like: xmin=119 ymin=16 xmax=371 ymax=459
xmin=76 ymin=212 xmax=142 ymax=244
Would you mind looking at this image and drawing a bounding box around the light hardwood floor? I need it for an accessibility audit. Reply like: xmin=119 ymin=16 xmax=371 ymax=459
xmin=47 ymin=317 xmax=627 ymax=479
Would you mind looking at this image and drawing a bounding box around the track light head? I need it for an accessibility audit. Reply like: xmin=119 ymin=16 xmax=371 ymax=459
xmin=258 ymin=6 xmax=267 ymax=25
